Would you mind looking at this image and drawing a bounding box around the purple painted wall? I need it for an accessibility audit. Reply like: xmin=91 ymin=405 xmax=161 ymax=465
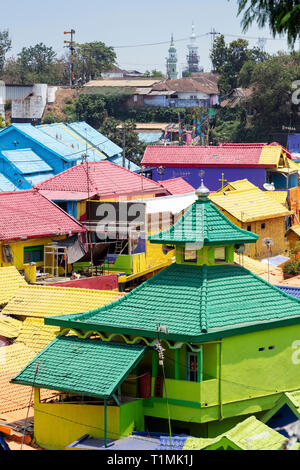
xmin=152 ymin=166 xmax=267 ymax=191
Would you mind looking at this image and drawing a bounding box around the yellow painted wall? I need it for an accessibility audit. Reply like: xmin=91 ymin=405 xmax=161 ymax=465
xmin=33 ymin=389 xmax=121 ymax=450
xmin=215 ymin=208 xmax=288 ymax=259
xmin=0 ymin=236 xmax=66 ymax=271
xmin=287 ymin=231 xmax=299 ymax=251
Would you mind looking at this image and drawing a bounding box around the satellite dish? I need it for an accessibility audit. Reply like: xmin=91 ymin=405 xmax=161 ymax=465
xmin=162 ymin=245 xmax=175 ymax=255
xmin=263 ymin=183 xmax=275 ymax=191
xmin=234 ymin=244 xmax=245 ymax=254
xmin=263 ymin=237 xmax=274 ymax=247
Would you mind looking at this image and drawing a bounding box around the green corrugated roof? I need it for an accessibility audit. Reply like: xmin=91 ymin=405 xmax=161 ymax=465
xmin=11 ymin=336 xmax=147 ymax=398
xmin=45 ymin=263 xmax=300 ymax=342
xmin=183 ymin=416 xmax=298 ymax=450
xmin=148 ymin=199 xmax=258 ymax=246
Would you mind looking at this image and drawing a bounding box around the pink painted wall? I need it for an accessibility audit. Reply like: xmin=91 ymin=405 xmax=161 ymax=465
xmin=48 ymin=274 xmax=119 ymax=291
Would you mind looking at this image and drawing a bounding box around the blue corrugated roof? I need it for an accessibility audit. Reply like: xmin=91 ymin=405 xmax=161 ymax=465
xmin=138 ymin=132 xmax=162 ymax=144
xmin=68 ymin=121 xmax=122 ymax=158
xmin=110 ymin=154 xmax=140 ymax=171
xmin=0 ymin=172 xmax=18 ymax=192
xmin=1 ymin=148 xmax=52 ymax=174
xmin=24 ymin=172 xmax=55 ymax=186
xmin=12 ymin=124 xmax=78 ymax=162
xmin=275 ymin=285 xmax=300 ymax=299
xmin=261 ymin=255 xmax=290 ymax=267
xmin=37 ymin=123 xmax=106 ymax=162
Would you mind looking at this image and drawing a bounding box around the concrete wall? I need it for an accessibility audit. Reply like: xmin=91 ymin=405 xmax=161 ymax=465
xmin=0 ymin=81 xmax=5 ymax=118
xmin=11 ymin=84 xmax=48 ymax=124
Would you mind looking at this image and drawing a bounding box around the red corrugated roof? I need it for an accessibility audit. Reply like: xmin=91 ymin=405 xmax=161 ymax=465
xmin=141 ymin=144 xmax=274 ymax=168
xmin=36 ymin=161 xmax=165 ymax=199
xmin=0 ymin=189 xmax=85 ymax=241
xmin=158 ymin=177 xmax=195 ymax=195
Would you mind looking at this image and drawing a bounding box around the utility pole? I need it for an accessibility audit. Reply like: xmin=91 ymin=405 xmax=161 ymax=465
xmin=122 ymin=124 xmax=126 ymax=168
xmin=64 ymin=29 xmax=76 ymax=87
xmin=209 ymin=28 xmax=221 ymax=71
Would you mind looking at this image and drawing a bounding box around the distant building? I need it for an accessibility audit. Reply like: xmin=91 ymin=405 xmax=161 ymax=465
xmin=166 ymin=34 xmax=178 ymax=80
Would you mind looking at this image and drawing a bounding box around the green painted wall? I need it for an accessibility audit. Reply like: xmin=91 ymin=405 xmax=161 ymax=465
xmin=176 ymin=245 xmax=234 ymax=266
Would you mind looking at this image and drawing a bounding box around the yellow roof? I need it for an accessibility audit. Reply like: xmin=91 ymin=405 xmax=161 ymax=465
xmin=259 ymin=146 xmax=282 ymax=166
xmin=234 ymin=253 xmax=269 ymax=276
xmin=218 ymin=179 xmax=257 ymax=193
xmin=0 ymin=343 xmax=53 ymax=414
xmin=2 ymin=285 xmax=124 ymax=319
xmin=0 ymin=315 xmax=22 ymax=339
xmin=210 ymin=188 xmax=291 ymax=222
xmin=286 ymin=159 xmax=300 ymax=172
xmin=288 ymin=225 xmax=300 ymax=237
xmin=263 ymin=191 xmax=288 ymax=206
xmin=15 ymin=317 xmax=59 ymax=354
xmin=0 ymin=267 xmax=27 ymax=306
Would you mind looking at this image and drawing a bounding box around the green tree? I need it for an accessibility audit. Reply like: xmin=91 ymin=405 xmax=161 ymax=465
xmin=0 ymin=30 xmax=11 ymax=74
xmin=75 ymin=94 xmax=106 ymax=127
xmin=144 ymin=69 xmax=165 ymax=78
xmin=237 ymin=0 xmax=300 ymax=48
xmin=100 ymin=117 xmax=145 ymax=164
xmin=73 ymin=42 xmax=116 ymax=84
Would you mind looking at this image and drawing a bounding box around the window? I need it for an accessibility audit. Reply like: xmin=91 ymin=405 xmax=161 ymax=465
xmin=187 ymin=353 xmax=198 ymax=382
xmin=215 ymin=247 xmax=226 ymax=263
xmin=184 ymin=248 xmax=197 ymax=262
xmin=24 ymin=245 xmax=44 ymax=264
xmin=261 ymin=223 xmax=265 ymax=230
xmin=247 ymin=225 xmax=251 ymax=231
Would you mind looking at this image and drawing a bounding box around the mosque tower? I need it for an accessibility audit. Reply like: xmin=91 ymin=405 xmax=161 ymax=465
xmin=183 ymin=23 xmax=204 ymax=76
xmin=166 ymin=34 xmax=178 ymax=79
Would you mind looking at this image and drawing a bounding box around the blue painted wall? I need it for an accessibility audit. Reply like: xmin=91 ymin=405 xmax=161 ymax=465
xmin=288 ymin=134 xmax=300 ymax=153
xmin=151 ymin=166 xmax=267 ymax=191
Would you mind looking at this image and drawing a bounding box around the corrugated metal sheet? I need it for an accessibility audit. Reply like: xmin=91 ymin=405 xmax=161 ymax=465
xmin=0 ymin=172 xmax=17 ymax=192
xmin=12 ymin=124 xmax=78 ymax=161
xmin=5 ymin=85 xmax=33 ymax=100
xmin=109 ymin=154 xmax=140 ymax=171
xmin=138 ymin=132 xmax=162 ymax=144
xmin=37 ymin=123 xmax=106 ymax=161
xmin=68 ymin=121 xmax=122 ymax=158
xmin=24 ymin=172 xmax=54 ymax=186
xmin=1 ymin=148 xmax=52 ymax=174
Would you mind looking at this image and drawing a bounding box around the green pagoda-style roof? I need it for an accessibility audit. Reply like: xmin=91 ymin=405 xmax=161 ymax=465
xmin=45 ymin=263 xmax=300 ymax=342
xmin=148 ymin=197 xmax=258 ymax=246
xmin=11 ymin=336 xmax=147 ymax=398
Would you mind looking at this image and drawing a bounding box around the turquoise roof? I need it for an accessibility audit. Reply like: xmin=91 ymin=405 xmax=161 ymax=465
xmin=37 ymin=124 xmax=106 ymax=162
xmin=1 ymin=148 xmax=52 ymax=174
xmin=148 ymin=198 xmax=259 ymax=246
xmin=45 ymin=263 xmax=300 ymax=342
xmin=68 ymin=121 xmax=122 ymax=158
xmin=11 ymin=336 xmax=147 ymax=398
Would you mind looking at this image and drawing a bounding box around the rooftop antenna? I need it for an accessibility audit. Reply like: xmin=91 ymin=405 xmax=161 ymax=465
xmin=263 ymin=237 xmax=274 ymax=283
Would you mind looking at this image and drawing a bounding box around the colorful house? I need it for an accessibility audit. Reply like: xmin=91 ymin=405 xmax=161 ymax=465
xmin=210 ymin=181 xmax=291 ymax=259
xmin=0 ymin=189 xmax=85 ymax=273
xmin=36 ymin=162 xmax=173 ymax=284
xmin=142 ymin=143 xmax=299 ymax=191
xmin=0 ymin=121 xmax=136 ymax=191
xmin=11 ymin=181 xmax=300 ymax=449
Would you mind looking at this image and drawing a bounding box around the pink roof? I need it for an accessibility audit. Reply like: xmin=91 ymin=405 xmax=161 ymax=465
xmin=141 ymin=144 xmax=274 ymax=168
xmin=36 ymin=161 xmax=166 ymax=200
xmin=158 ymin=177 xmax=195 ymax=195
xmin=0 ymin=190 xmax=85 ymax=241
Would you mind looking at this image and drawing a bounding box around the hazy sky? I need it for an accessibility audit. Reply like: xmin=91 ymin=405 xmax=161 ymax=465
xmin=1 ymin=0 xmax=293 ymax=75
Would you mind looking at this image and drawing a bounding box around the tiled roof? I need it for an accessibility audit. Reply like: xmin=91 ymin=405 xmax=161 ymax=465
xmin=36 ymin=161 xmax=163 ymax=199
xmin=0 ymin=189 xmax=85 ymax=241
xmin=263 ymin=191 xmax=288 ymax=206
xmin=12 ymin=337 xmax=147 ymax=399
xmin=45 ymin=263 xmax=300 ymax=342
xmin=219 ymin=179 xmax=258 ymax=192
xmin=0 ymin=315 xmax=22 ymax=338
xmin=0 ymin=343 xmax=53 ymax=414
xmin=183 ymin=416 xmax=294 ymax=450
xmin=210 ymin=188 xmax=291 ymax=222
xmin=275 ymin=285 xmax=300 ymax=299
xmin=258 ymin=146 xmax=282 ymax=166
xmin=2 ymin=285 xmax=124 ymax=319
xmin=148 ymin=198 xmax=258 ymax=246
xmin=152 ymin=78 xmax=219 ymax=95
xmin=15 ymin=317 xmax=60 ymax=354
xmin=141 ymin=144 xmax=269 ymax=167
xmin=158 ymin=177 xmax=195 ymax=195
xmin=0 ymin=267 xmax=27 ymax=305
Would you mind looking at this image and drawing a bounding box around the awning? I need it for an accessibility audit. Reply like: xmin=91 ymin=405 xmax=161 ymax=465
xmin=11 ymin=336 xmax=147 ymax=399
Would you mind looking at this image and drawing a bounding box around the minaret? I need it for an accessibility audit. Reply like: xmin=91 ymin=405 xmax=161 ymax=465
xmin=166 ymin=34 xmax=178 ymax=80
xmin=183 ymin=23 xmax=203 ymax=76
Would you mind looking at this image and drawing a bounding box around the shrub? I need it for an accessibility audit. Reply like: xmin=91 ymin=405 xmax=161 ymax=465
xmin=282 ymin=260 xmax=300 ymax=276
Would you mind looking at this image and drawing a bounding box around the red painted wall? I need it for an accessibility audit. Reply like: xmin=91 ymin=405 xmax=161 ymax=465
xmin=48 ymin=274 xmax=119 ymax=291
